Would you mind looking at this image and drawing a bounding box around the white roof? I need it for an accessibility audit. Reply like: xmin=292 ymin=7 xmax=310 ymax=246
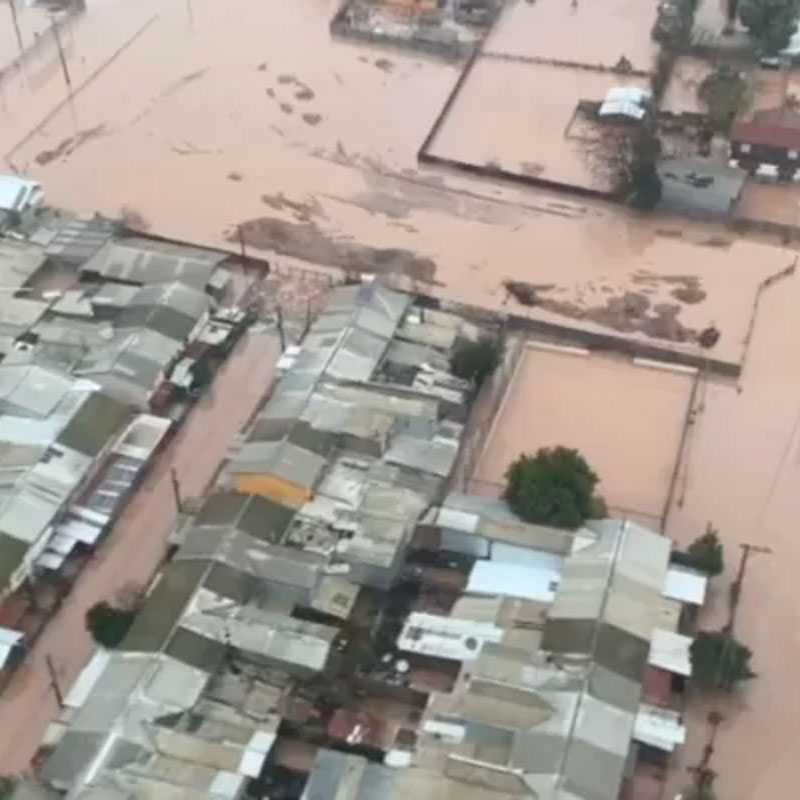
xmin=35 ymin=550 xmax=67 ymax=570
xmin=467 ymin=560 xmax=561 ymax=603
xmin=604 ymin=86 xmax=651 ymax=104
xmin=65 ymin=649 xmax=112 ymax=708
xmin=397 ymin=611 xmax=503 ymax=661
xmin=599 ymin=86 xmax=650 ymax=120
xmin=663 ymin=565 xmax=707 ymax=605
xmin=0 ymin=626 xmax=23 ymax=668
xmin=436 ymin=506 xmax=479 ymax=533
xmin=648 ymin=629 xmax=693 ymax=677
xmin=634 ymin=702 xmax=686 ymax=752
xmin=0 ymin=175 xmax=43 ymax=213
xmin=599 ymin=100 xmax=647 ymax=120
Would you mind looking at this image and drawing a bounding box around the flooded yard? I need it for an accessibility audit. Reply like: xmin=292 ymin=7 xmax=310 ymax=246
xmin=427 ymin=56 xmax=651 ymax=192
xmin=483 ymin=0 xmax=658 ymax=73
xmin=0 ymin=0 xmax=791 ymax=364
xmin=471 ymin=345 xmax=694 ymax=527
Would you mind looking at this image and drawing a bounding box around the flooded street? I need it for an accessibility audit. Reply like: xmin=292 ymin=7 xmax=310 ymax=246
xmin=0 ymin=0 xmax=792 ymax=363
xmin=0 ymin=330 xmax=279 ymax=773
xmin=662 ymin=266 xmax=800 ymax=800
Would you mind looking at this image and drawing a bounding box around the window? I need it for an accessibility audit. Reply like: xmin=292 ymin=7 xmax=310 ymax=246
xmin=740 ymin=143 xmax=752 ymax=154
xmin=789 ymin=149 xmax=799 ymax=160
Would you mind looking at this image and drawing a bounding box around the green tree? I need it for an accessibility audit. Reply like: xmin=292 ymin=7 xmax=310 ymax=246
xmin=686 ymin=523 xmax=724 ymax=576
xmin=85 ymin=601 xmax=136 ymax=649
xmin=739 ymin=0 xmax=799 ymax=55
xmin=449 ymin=335 xmax=502 ymax=389
xmin=504 ymin=446 xmax=605 ymax=529
xmin=698 ymin=66 xmax=750 ymax=134
xmin=682 ymin=773 xmax=718 ymax=800
xmin=628 ymin=160 xmax=663 ymax=211
xmin=690 ymin=630 xmax=756 ymax=691
xmin=0 ymin=777 xmax=16 ymax=800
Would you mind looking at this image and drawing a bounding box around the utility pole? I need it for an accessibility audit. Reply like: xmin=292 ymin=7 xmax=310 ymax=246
xmin=51 ymin=18 xmax=72 ymax=92
xmin=45 ymin=654 xmax=64 ymax=709
xmin=8 ymin=0 xmax=23 ymax=58
xmin=728 ymin=542 xmax=771 ymax=630
xmin=237 ymin=224 xmax=247 ymax=273
xmin=170 ymin=467 xmax=183 ymax=513
xmin=276 ymin=304 xmax=285 ymax=351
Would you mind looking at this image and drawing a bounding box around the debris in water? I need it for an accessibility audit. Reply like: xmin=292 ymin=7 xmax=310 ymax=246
xmin=302 ymin=113 xmax=322 ymax=126
xmin=520 ymin=161 xmax=544 ymax=177
xmin=227 ymin=171 xmax=243 ymax=182
xmin=502 ymin=280 xmax=554 ymax=306
xmin=374 ymin=58 xmax=394 ymax=72
xmin=35 ymin=125 xmax=107 ymax=166
xmin=229 ymin=216 xmax=437 ymax=282
xmin=257 ymin=62 xmax=267 ymax=71
xmin=277 ymin=74 xmax=295 ymax=84
xmin=260 ymin=192 xmax=322 ymax=222
xmin=120 ymin=205 xmax=151 ymax=231
xmin=266 ymin=88 xmax=275 ymax=98
xmin=295 ymin=87 xmax=314 ymax=101
xmin=280 ymin=103 xmax=294 ymax=114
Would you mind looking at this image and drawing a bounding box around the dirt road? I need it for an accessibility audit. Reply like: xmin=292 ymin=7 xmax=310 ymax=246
xmin=0 ymin=329 xmax=279 ymax=774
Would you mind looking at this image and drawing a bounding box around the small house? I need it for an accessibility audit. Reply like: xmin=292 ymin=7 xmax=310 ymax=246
xmin=730 ymin=109 xmax=800 ymax=180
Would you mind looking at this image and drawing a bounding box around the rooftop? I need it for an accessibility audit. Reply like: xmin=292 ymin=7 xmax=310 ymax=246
xmin=732 ymin=108 xmax=800 ymax=149
xmin=79 ymin=237 xmax=226 ymax=290
xmin=411 ymin=519 xmax=683 ymax=800
xmin=658 ymin=157 xmax=746 ymax=220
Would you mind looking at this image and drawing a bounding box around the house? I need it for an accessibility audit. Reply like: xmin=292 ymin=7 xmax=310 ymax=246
xmin=730 ymin=109 xmax=800 ymax=179
xmin=399 ymin=518 xmax=695 ymax=800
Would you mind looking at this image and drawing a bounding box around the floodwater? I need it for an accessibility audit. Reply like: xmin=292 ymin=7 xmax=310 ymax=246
xmin=428 ymin=57 xmax=651 ymax=191
xmin=0 ymin=330 xmax=280 ymax=773
xmin=662 ymin=262 xmax=800 ymax=800
xmin=0 ymin=0 xmax=793 ymax=364
xmin=0 ymin=1 xmax=798 ymax=793
xmin=472 ymin=346 xmax=693 ymax=528
xmin=483 ymin=0 xmax=658 ymax=73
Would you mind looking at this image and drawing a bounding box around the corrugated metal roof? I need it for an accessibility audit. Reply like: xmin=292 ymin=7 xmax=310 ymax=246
xmin=663 ymin=565 xmax=707 ymax=605
xmin=648 ymin=629 xmax=692 ymax=676
xmin=732 ymin=108 xmax=800 ymax=150
xmin=80 ymin=237 xmax=225 ymax=290
xmin=121 ymin=560 xmax=209 ymax=652
xmin=57 ymin=391 xmax=130 ymax=457
xmin=0 ymin=239 xmax=46 ymax=289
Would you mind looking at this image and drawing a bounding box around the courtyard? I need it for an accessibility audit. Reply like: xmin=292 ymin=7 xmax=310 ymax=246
xmin=471 ymin=344 xmax=695 ymax=529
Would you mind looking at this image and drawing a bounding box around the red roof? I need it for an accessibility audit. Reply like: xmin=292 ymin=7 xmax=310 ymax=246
xmin=732 ymin=109 xmax=800 ymax=150
xmin=641 ymin=665 xmax=673 ymax=708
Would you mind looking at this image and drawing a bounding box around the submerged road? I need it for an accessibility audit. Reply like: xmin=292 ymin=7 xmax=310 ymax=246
xmin=0 ymin=329 xmax=279 ymax=774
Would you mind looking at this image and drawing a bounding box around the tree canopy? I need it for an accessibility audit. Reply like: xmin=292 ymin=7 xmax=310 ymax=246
xmin=686 ymin=524 xmax=724 ymax=576
xmin=85 ymin=601 xmax=136 ymax=649
xmin=0 ymin=777 xmax=16 ymax=800
xmin=504 ymin=446 xmax=605 ymax=529
xmin=698 ymin=66 xmax=750 ymax=134
xmin=690 ymin=630 xmax=756 ymax=691
xmin=449 ymin=335 xmax=502 ymax=389
xmin=739 ymin=0 xmax=799 ymax=55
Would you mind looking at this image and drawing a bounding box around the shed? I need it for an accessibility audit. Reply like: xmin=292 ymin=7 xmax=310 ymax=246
xmin=657 ymin=158 xmax=745 ymax=219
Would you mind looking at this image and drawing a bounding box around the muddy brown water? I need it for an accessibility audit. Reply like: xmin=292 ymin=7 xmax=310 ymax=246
xmin=1 ymin=3 xmax=800 ymax=793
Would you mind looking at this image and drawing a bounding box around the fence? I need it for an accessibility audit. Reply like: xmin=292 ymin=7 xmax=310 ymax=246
xmin=0 ymin=0 xmax=86 ymax=88
xmin=449 ymin=335 xmax=525 ymax=492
